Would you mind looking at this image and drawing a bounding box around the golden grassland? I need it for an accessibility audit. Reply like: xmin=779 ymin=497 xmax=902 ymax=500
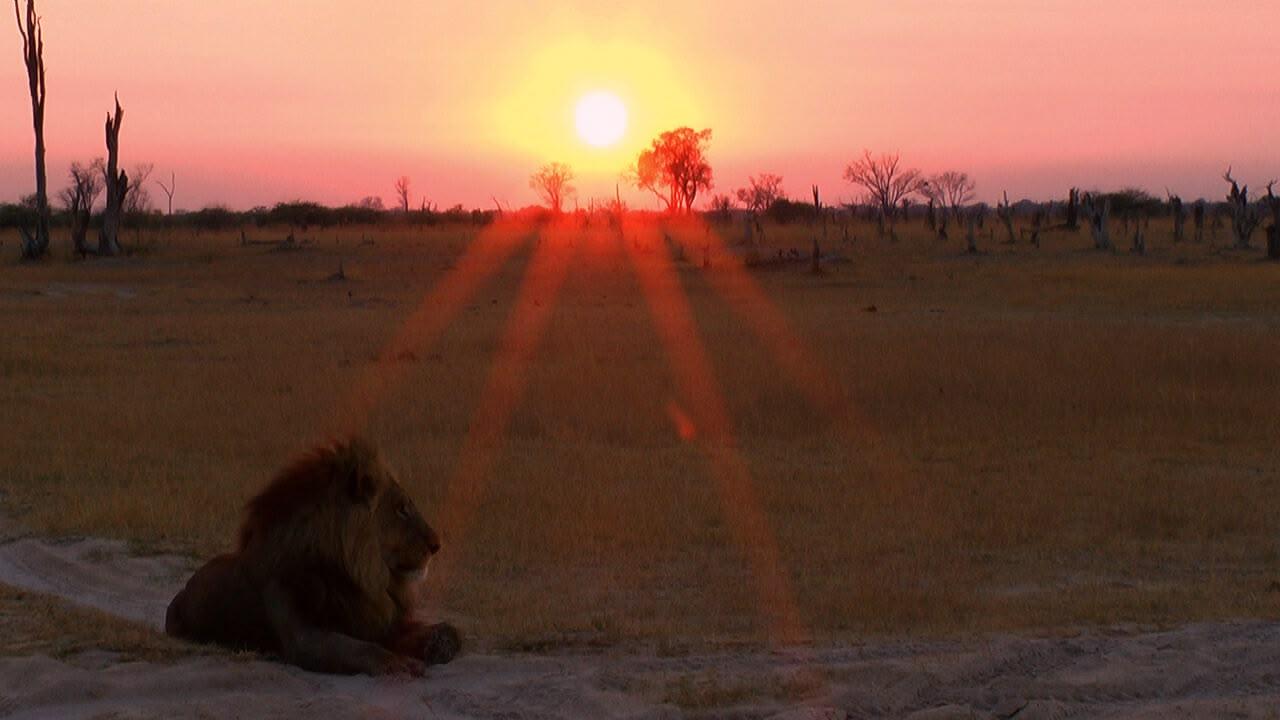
xmin=1 ymin=216 xmax=1278 ymax=651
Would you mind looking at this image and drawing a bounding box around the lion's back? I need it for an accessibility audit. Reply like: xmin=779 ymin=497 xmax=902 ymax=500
xmin=166 ymin=552 xmax=276 ymax=652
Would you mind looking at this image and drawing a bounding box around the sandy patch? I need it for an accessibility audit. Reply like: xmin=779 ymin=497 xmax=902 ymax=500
xmin=0 ymin=527 xmax=1277 ymax=719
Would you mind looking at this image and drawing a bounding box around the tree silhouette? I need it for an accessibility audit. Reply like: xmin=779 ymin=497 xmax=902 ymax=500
xmin=126 ymin=162 xmax=154 ymax=214
xmin=708 ymin=194 xmax=733 ymax=224
xmin=59 ymin=159 xmax=103 ymax=256
xmin=843 ymin=150 xmax=923 ymax=226
xmin=156 ymin=171 xmax=175 ymax=215
xmin=13 ymin=0 xmax=49 ymax=259
xmin=735 ymin=173 xmax=784 ymax=214
xmin=1223 ymin=167 xmax=1261 ymax=249
xmin=394 ymin=176 xmax=412 ymax=213
xmin=631 ymin=127 xmax=713 ymax=213
xmin=99 ymin=95 xmax=128 ymax=256
xmin=921 ymin=171 xmax=976 ymax=221
xmin=530 ymin=162 xmax=574 ymax=215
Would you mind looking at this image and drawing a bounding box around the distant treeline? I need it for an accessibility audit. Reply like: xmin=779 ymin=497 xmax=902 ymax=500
xmin=0 ymin=189 xmax=1247 ymax=232
xmin=741 ymin=188 xmax=1236 ymax=226
xmin=0 ymin=200 xmax=501 ymax=232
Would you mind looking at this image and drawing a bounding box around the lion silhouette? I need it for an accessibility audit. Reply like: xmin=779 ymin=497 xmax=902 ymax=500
xmin=165 ymin=437 xmax=460 ymax=675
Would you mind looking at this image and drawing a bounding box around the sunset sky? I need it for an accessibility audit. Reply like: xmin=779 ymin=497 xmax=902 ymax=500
xmin=2 ymin=1 xmax=1277 ymax=211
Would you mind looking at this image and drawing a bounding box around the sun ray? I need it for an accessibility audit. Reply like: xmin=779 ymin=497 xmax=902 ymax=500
xmin=621 ymin=217 xmax=811 ymax=647
xmin=664 ymin=217 xmax=911 ymax=474
xmin=429 ymin=222 xmax=579 ymax=595
xmin=326 ymin=218 xmax=533 ymax=436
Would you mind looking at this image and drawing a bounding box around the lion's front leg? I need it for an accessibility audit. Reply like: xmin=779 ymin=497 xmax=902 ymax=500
xmin=392 ymin=621 xmax=462 ymax=666
xmin=264 ymin=580 xmax=425 ymax=676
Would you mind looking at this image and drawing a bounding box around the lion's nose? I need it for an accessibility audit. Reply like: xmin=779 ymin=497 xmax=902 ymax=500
xmin=426 ymin=528 xmax=442 ymax=555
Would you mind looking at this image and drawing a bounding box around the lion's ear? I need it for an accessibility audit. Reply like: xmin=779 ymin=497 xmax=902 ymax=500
xmin=335 ymin=437 xmax=381 ymax=504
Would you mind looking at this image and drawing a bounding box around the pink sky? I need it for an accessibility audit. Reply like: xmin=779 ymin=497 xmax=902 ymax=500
xmin=2 ymin=1 xmax=1277 ymax=210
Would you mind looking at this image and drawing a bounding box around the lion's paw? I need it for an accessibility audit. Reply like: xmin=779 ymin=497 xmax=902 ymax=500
xmin=422 ymin=622 xmax=462 ymax=666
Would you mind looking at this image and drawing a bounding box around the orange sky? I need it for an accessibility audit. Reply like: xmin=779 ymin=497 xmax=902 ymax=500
xmin=2 ymin=1 xmax=1277 ymax=210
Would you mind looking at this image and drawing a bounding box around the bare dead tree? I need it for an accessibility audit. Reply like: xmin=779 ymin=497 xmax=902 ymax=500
xmin=996 ymin=191 xmax=1016 ymax=244
xmin=843 ymin=150 xmax=923 ymax=231
xmin=923 ymin=171 xmax=976 ymax=223
xmin=1166 ymin=191 xmax=1184 ymax=243
xmin=1223 ymin=167 xmax=1261 ymax=249
xmin=1081 ymin=193 xmax=1111 ymax=250
xmin=1131 ymin=218 xmax=1146 ymax=256
xmin=735 ymin=173 xmax=784 ymax=214
xmin=808 ymin=185 xmax=823 ymax=271
xmin=963 ymin=206 xmax=983 ymax=254
xmin=1264 ymin=181 xmax=1280 ymax=261
xmin=529 ymin=162 xmax=574 ymax=215
xmin=394 ymin=176 xmax=411 ymax=213
xmin=1065 ymin=188 xmax=1079 ymax=230
xmin=156 ymin=171 xmax=175 ymax=215
xmin=125 ymin=162 xmax=153 ymax=215
xmin=58 ymin=159 xmax=103 ymax=256
xmin=919 ymin=182 xmax=943 ymax=240
xmin=14 ymin=0 xmax=49 ymax=259
xmin=1193 ymin=201 xmax=1205 ymax=243
xmin=1029 ymin=209 xmax=1044 ymax=248
xmin=99 ymin=94 xmax=127 ymax=256
xmin=813 ymin=184 xmax=829 ymax=238
xmin=923 ymin=171 xmax=976 ymax=245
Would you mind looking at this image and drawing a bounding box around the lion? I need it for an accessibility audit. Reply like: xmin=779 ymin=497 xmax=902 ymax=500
xmin=165 ymin=437 xmax=461 ymax=676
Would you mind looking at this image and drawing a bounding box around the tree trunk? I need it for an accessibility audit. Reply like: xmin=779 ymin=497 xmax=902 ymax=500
xmin=1084 ymin=195 xmax=1111 ymax=250
xmin=16 ymin=0 xmax=49 ymax=259
xmin=1267 ymin=226 xmax=1280 ymax=261
xmin=1170 ymin=196 xmax=1184 ymax=243
xmin=1030 ymin=210 xmax=1044 ymax=249
xmin=997 ymin=191 xmax=1016 ymax=244
xmin=70 ymin=200 xmax=91 ymax=256
xmin=100 ymin=96 xmax=126 ymax=256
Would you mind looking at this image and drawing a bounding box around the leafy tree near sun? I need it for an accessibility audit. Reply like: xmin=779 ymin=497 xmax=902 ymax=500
xmin=631 ymin=127 xmax=713 ymax=214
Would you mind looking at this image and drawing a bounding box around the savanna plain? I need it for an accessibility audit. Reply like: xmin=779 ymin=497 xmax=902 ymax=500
xmin=3 ymin=216 xmax=1277 ymax=659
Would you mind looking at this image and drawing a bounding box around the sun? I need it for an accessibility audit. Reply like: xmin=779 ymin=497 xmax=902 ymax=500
xmin=574 ymin=91 xmax=627 ymax=148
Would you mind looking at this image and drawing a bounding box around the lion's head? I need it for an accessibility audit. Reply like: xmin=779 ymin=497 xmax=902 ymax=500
xmin=237 ymin=437 xmax=441 ymax=622
xmin=372 ymin=473 xmax=441 ymax=584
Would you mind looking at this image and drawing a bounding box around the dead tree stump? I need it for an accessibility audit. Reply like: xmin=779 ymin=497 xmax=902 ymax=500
xmin=1223 ymin=167 xmax=1261 ymax=249
xmin=1168 ymin=193 xmax=1184 ymax=243
xmin=99 ymin=95 xmax=127 ymax=256
xmin=1082 ymin=193 xmax=1111 ymax=250
xmin=997 ymin=191 xmax=1016 ymax=244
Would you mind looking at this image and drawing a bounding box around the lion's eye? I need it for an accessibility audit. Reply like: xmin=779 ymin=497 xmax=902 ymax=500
xmin=396 ymin=503 xmax=410 ymax=520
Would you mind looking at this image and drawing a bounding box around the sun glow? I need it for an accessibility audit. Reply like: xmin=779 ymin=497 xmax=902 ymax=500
xmin=575 ymin=91 xmax=627 ymax=148
xmin=491 ymin=38 xmax=705 ymax=176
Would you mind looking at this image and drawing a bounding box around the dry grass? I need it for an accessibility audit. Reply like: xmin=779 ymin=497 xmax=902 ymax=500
xmin=1 ymin=217 xmax=1278 ymax=651
xmin=0 ymin=582 xmax=198 ymax=661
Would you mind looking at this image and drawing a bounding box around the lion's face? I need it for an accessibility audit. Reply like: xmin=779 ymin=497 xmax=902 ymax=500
xmin=373 ymin=476 xmax=441 ymax=582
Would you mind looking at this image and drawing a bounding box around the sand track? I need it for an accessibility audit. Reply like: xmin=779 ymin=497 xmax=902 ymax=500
xmin=0 ymin=528 xmax=1277 ymax=719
